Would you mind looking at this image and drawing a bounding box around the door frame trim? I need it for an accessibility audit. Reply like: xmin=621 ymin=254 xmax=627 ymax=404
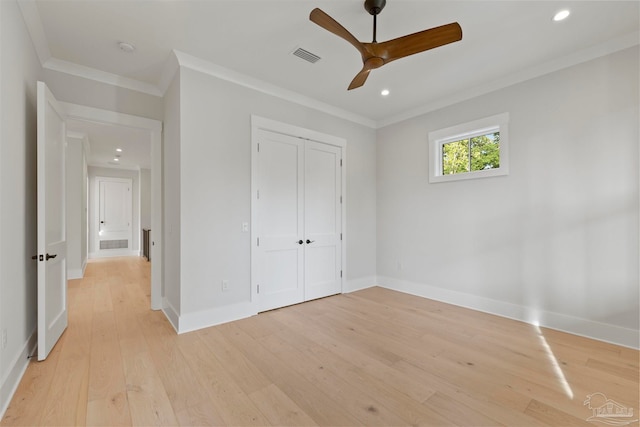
xmin=61 ymin=102 xmax=163 ymax=310
xmin=250 ymin=115 xmax=347 ymax=308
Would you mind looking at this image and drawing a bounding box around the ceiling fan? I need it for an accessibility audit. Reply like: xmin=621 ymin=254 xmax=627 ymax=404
xmin=310 ymin=0 xmax=462 ymax=90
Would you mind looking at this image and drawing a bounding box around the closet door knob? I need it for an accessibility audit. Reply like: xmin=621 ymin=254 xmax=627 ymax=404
xmin=306 ymin=239 xmax=315 ymax=244
xmin=297 ymin=240 xmax=304 ymax=245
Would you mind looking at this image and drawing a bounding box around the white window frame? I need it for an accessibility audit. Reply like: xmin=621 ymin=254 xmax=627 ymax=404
xmin=428 ymin=112 xmax=509 ymax=183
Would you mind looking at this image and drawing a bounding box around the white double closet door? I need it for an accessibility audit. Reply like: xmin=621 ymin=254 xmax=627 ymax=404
xmin=255 ymin=129 xmax=342 ymax=312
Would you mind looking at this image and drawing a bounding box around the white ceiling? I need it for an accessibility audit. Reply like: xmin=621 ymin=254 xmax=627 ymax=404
xmin=66 ymin=119 xmax=151 ymax=170
xmin=21 ymin=0 xmax=640 ymax=167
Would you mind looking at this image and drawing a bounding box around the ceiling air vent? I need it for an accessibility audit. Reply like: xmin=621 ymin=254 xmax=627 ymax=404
xmin=292 ymin=47 xmax=321 ymax=64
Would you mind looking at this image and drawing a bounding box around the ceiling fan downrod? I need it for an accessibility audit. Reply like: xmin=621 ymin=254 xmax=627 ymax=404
xmin=364 ymin=0 xmax=386 ymax=43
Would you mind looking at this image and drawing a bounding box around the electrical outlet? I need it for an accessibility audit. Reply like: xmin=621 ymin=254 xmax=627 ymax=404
xmin=242 ymin=222 xmax=249 ymax=232
xmin=222 ymin=280 xmax=229 ymax=292
xmin=1 ymin=329 xmax=7 ymax=350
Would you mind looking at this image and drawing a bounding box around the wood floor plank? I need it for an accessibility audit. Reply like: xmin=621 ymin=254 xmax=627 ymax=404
xmin=176 ymin=332 xmax=269 ymax=426
xmin=196 ymin=326 xmax=271 ymax=395
xmin=218 ymin=322 xmax=363 ymax=426
xmin=2 ymin=258 xmax=638 ymax=426
xmin=264 ymin=315 xmax=457 ymax=426
xmin=173 ymin=400 xmax=226 ymax=427
xmin=248 ymin=384 xmax=318 ymax=427
xmin=137 ymin=312 xmax=211 ymax=414
xmin=268 ymin=307 xmax=436 ymax=403
xmin=524 ymin=399 xmax=592 ymax=426
xmin=423 ymin=391 xmax=501 ymax=426
xmin=259 ymin=332 xmax=407 ymax=426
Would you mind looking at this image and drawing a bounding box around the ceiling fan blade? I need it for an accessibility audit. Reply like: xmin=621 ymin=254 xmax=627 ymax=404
xmin=375 ymin=22 xmax=462 ymax=63
xmin=348 ymin=67 xmax=371 ymax=90
xmin=310 ymin=8 xmax=368 ymax=57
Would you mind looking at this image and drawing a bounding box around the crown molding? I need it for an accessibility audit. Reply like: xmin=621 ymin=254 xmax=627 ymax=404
xmin=377 ymin=31 xmax=640 ymax=129
xmin=173 ymin=50 xmax=377 ymax=129
xmin=43 ymin=58 xmax=163 ymax=97
xmin=157 ymin=51 xmax=180 ymax=95
xmin=17 ymin=0 xmax=51 ymax=65
xmin=88 ymin=162 xmax=142 ymax=172
xmin=65 ymin=131 xmax=87 ymax=140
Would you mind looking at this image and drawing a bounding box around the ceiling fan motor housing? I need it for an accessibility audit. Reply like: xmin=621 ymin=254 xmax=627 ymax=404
xmin=364 ymin=0 xmax=386 ymax=15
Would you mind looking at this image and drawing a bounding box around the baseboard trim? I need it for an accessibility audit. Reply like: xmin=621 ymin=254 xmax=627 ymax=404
xmin=344 ymin=275 xmax=377 ymax=293
xmin=67 ymin=268 xmax=83 ymax=280
xmin=177 ymin=301 xmax=257 ymax=334
xmin=162 ymin=298 xmax=180 ymax=333
xmin=67 ymin=258 xmax=88 ymax=280
xmin=0 ymin=328 xmax=37 ymax=419
xmin=377 ymin=276 xmax=640 ymax=349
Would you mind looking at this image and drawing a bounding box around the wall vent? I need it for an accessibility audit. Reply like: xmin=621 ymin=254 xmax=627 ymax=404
xmin=100 ymin=239 xmax=128 ymax=250
xmin=292 ymin=47 xmax=321 ymax=64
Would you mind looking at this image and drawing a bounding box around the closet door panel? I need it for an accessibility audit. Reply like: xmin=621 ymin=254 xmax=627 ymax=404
xmin=304 ymin=141 xmax=342 ymax=301
xmin=256 ymin=130 xmax=305 ymax=311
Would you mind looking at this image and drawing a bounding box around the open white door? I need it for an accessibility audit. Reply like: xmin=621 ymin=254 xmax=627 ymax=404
xmin=36 ymin=81 xmax=68 ymax=361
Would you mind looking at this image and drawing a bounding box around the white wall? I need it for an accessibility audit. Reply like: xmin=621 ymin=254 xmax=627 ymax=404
xmin=376 ymin=47 xmax=639 ymax=348
xmin=66 ymin=137 xmax=88 ymax=279
xmin=88 ymin=166 xmax=141 ymax=256
xmin=162 ymin=70 xmax=181 ymax=323
xmin=166 ymin=64 xmax=377 ymax=330
xmin=0 ymin=0 xmax=42 ymax=415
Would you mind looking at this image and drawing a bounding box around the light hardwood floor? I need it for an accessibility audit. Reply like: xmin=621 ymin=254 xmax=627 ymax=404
xmin=2 ymin=257 xmax=638 ymax=426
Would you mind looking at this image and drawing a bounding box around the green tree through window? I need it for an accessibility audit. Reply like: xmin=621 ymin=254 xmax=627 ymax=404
xmin=442 ymin=132 xmax=500 ymax=175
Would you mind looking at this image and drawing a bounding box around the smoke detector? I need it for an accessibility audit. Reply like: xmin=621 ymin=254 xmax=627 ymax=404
xmin=118 ymin=42 xmax=135 ymax=53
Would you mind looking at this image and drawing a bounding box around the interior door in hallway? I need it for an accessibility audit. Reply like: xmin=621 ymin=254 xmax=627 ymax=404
xmin=36 ymin=81 xmax=68 ymax=361
xmin=97 ymin=177 xmax=132 ymax=253
xmin=255 ymin=129 xmax=342 ymax=312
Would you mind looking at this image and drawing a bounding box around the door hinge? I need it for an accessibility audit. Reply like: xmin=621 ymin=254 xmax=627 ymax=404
xmin=340 ymin=159 xmax=343 ymax=167
xmin=257 ymin=143 xmax=260 ymax=152
xmin=340 ymin=270 xmax=343 ymax=278
xmin=257 ymin=237 xmax=260 ymax=246
xmin=257 ymin=284 xmax=260 ymax=294
xmin=340 ymin=195 xmax=342 ymax=204
xmin=257 ymin=190 xmax=260 ymax=199
xmin=340 ymin=233 xmax=342 ymax=241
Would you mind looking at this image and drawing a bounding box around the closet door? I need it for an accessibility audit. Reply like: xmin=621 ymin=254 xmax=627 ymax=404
xmin=256 ymin=130 xmax=305 ymax=312
xmin=304 ymin=141 xmax=342 ymax=301
xmin=254 ymin=128 xmax=343 ymax=312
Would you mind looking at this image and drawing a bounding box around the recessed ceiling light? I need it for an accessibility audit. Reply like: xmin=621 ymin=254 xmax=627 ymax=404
xmin=116 ymin=148 xmax=123 ymax=152
xmin=118 ymin=42 xmax=135 ymax=53
xmin=113 ymin=158 xmax=119 ymax=161
xmin=381 ymin=89 xmax=390 ymax=96
xmin=553 ymin=10 xmax=570 ymax=21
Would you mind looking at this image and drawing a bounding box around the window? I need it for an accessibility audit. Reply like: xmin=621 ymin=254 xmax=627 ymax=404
xmin=429 ymin=113 xmax=509 ymax=183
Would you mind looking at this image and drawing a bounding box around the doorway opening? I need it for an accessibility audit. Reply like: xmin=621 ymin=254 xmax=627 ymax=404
xmin=63 ymin=102 xmax=163 ymax=310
